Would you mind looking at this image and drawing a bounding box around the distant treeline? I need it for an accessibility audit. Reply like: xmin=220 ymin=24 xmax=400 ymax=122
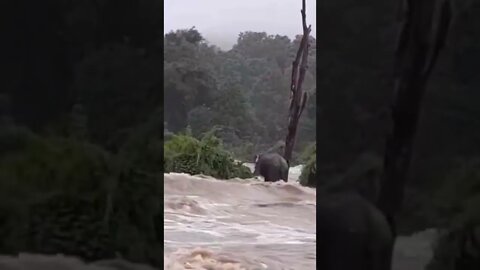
xmin=164 ymin=28 xmax=317 ymax=162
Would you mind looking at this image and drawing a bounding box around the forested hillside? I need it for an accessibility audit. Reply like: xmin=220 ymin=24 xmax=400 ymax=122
xmin=1 ymin=0 xmax=163 ymax=152
xmin=1 ymin=2 xmax=316 ymax=163
xmin=164 ymin=28 xmax=317 ymax=162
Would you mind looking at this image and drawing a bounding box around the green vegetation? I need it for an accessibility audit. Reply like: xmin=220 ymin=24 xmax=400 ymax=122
xmin=424 ymin=160 xmax=480 ymax=269
xmin=1 ymin=1 xmax=317 ymax=265
xmin=0 ymin=126 xmax=162 ymax=265
xmin=164 ymin=27 xmax=316 ymax=162
xmin=432 ymin=159 xmax=480 ymax=225
xmin=427 ymin=222 xmax=480 ymax=270
xmin=164 ymin=132 xmax=252 ymax=179
xmin=299 ymin=144 xmax=316 ymax=187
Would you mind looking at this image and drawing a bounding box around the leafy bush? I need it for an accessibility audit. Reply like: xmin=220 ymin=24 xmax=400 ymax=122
xmin=432 ymin=159 xmax=480 ymax=224
xmin=164 ymin=131 xmax=252 ymax=179
xmin=299 ymin=144 xmax=316 ymax=187
xmin=0 ymin=126 xmax=113 ymax=201
xmin=119 ymin=108 xmax=163 ymax=174
xmin=426 ymin=221 xmax=480 ymax=270
xmin=0 ymin=126 xmax=163 ymax=267
xmin=299 ymin=142 xmax=316 ymax=164
xmin=426 ymin=159 xmax=480 ymax=270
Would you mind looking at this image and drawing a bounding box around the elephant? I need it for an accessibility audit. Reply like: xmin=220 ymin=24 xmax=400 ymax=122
xmin=253 ymin=152 xmax=289 ymax=182
xmin=317 ymin=153 xmax=394 ymax=270
xmin=317 ymin=190 xmax=394 ymax=270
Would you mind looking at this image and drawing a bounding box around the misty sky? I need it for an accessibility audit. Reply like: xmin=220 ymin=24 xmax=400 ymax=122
xmin=164 ymin=0 xmax=316 ymax=49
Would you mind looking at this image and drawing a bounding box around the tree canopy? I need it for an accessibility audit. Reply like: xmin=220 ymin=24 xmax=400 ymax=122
xmin=164 ymin=28 xmax=317 ymax=161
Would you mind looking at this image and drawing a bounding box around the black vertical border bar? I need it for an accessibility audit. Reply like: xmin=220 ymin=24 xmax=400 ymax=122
xmin=160 ymin=0 xmax=166 ymax=263
xmin=315 ymin=0 xmax=321 ymax=268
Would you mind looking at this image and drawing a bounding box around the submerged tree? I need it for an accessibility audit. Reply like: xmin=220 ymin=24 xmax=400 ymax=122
xmin=377 ymin=0 xmax=453 ymax=264
xmin=283 ymin=0 xmax=311 ymax=166
xmin=318 ymin=0 xmax=453 ymax=269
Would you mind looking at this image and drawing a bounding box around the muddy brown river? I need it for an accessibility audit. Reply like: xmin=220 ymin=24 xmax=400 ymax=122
xmin=163 ymin=164 xmax=438 ymax=270
xmin=164 ymin=164 xmax=316 ymax=269
xmin=0 ymin=165 xmax=437 ymax=270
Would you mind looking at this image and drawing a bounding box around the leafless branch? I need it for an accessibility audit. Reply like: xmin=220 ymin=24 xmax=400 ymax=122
xmin=284 ymin=0 xmax=311 ymax=164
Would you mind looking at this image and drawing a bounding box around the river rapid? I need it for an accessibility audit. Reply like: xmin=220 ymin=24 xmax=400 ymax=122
xmin=164 ymin=164 xmax=316 ymax=269
xmin=164 ymin=163 xmax=438 ymax=270
xmin=0 ymin=164 xmax=438 ymax=270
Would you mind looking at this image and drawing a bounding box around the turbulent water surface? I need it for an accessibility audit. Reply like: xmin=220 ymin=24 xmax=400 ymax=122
xmin=164 ymin=164 xmax=316 ymax=270
xmin=0 ymin=164 xmax=438 ymax=270
xmin=164 ymin=163 xmax=438 ymax=270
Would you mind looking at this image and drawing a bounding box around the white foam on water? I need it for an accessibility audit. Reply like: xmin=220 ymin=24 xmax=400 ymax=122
xmin=164 ymin=164 xmax=316 ymax=269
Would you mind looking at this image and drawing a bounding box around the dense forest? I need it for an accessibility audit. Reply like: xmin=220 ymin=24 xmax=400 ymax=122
xmin=162 ymin=28 xmax=317 ymax=181
xmin=163 ymin=28 xmax=317 ymax=162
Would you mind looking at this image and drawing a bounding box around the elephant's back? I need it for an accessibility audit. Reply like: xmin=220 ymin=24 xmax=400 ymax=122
xmin=317 ymin=191 xmax=375 ymax=233
xmin=317 ymin=191 xmax=374 ymax=269
xmin=259 ymin=153 xmax=287 ymax=167
xmin=317 ymin=191 xmax=393 ymax=253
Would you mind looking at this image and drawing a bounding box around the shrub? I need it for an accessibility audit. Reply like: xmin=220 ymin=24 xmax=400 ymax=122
xmin=0 ymin=126 xmax=163 ymax=267
xmin=432 ymin=159 xmax=480 ymax=225
xmin=299 ymin=142 xmax=316 ymax=164
xmin=426 ymin=159 xmax=480 ymax=270
xmin=164 ymin=131 xmax=252 ymax=179
xmin=426 ymin=221 xmax=480 ymax=270
xmin=299 ymin=144 xmax=316 ymax=187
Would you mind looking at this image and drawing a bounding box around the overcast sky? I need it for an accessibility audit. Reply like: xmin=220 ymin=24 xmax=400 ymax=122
xmin=164 ymin=0 xmax=316 ymax=49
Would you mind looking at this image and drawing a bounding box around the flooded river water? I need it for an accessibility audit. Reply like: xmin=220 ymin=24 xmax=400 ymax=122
xmin=0 ymin=164 xmax=437 ymax=270
xmin=164 ymin=163 xmax=438 ymax=270
xmin=164 ymin=164 xmax=316 ymax=269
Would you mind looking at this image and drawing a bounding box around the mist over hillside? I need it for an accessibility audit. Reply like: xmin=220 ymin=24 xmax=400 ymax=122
xmin=164 ymin=0 xmax=317 ymax=50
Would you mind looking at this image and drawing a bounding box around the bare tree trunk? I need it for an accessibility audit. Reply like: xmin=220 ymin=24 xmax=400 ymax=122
xmin=284 ymin=0 xmax=311 ymax=166
xmin=377 ymin=0 xmax=452 ymax=237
